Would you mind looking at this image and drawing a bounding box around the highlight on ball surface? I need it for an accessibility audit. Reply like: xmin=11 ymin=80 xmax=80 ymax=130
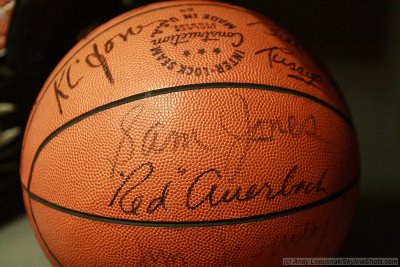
xmin=20 ymin=1 xmax=359 ymax=266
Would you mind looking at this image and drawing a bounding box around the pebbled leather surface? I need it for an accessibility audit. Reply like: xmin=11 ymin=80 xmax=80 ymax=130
xmin=21 ymin=1 xmax=359 ymax=266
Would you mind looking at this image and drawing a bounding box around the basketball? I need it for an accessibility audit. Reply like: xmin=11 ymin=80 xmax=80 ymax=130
xmin=20 ymin=1 xmax=359 ymax=266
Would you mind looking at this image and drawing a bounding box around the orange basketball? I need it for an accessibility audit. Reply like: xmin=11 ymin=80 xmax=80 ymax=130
xmin=21 ymin=1 xmax=359 ymax=266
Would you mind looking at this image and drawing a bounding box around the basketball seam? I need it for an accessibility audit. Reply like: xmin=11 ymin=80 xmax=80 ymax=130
xmin=24 ymin=82 xmax=356 ymax=266
xmin=23 ymin=176 xmax=358 ymax=228
xmin=25 ymin=2 xmax=253 ymax=135
xmin=21 ymin=3 xmax=356 ymax=264
xmin=27 ymin=195 xmax=64 ymax=267
xmin=26 ymin=82 xmax=353 ymax=191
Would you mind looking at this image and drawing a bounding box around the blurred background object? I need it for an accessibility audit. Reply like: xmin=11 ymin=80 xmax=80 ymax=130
xmin=0 ymin=0 xmax=140 ymax=223
xmin=0 ymin=0 xmax=14 ymax=56
xmin=0 ymin=0 xmax=20 ymax=222
xmin=0 ymin=0 xmax=398 ymax=265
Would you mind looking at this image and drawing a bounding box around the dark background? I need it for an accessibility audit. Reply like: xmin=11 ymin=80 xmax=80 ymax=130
xmin=0 ymin=0 xmax=399 ymax=263
xmin=245 ymin=0 xmax=400 ymax=258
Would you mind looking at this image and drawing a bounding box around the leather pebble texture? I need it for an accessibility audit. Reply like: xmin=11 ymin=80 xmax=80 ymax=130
xmin=20 ymin=1 xmax=360 ymax=266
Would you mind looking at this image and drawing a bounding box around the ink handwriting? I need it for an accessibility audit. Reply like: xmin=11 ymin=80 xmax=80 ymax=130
xmin=109 ymin=162 xmax=328 ymax=216
xmin=185 ymin=166 xmax=328 ymax=210
xmin=108 ymin=98 xmax=329 ymax=216
xmin=141 ymin=122 xmax=209 ymax=156
xmin=137 ymin=247 xmax=187 ymax=267
xmin=109 ymin=161 xmax=171 ymax=215
xmin=220 ymin=94 xmax=316 ymax=177
xmin=54 ymin=20 xmax=166 ymax=115
xmin=255 ymin=46 xmax=323 ymax=90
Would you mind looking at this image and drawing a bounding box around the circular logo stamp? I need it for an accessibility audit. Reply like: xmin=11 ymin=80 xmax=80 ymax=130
xmin=149 ymin=7 xmax=246 ymax=77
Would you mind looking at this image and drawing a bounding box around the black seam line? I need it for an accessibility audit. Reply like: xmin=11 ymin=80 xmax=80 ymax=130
xmin=27 ymin=196 xmax=64 ymax=267
xmin=25 ymin=2 xmax=247 ymax=134
xmin=23 ymin=176 xmax=359 ymax=228
xmin=26 ymin=82 xmax=352 ymax=190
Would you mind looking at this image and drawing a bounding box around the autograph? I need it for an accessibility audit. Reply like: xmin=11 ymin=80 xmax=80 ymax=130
xmin=136 ymin=247 xmax=187 ymax=267
xmin=109 ymin=160 xmax=328 ymax=216
xmin=185 ymin=165 xmax=328 ymax=210
xmin=255 ymin=46 xmax=323 ymax=90
xmin=108 ymin=98 xmax=328 ymax=216
xmin=220 ymin=94 xmax=317 ymax=177
xmin=54 ymin=20 xmax=167 ymax=115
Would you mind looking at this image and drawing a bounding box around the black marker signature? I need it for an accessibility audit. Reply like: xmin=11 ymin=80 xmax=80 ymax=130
xmin=109 ymin=104 xmax=144 ymax=181
xmin=137 ymin=247 xmax=187 ymax=267
xmin=220 ymin=94 xmax=317 ymax=177
xmin=186 ymin=165 xmax=328 ymax=210
xmin=108 ymin=105 xmax=208 ymax=215
xmin=141 ymin=121 xmax=209 ymax=156
xmin=255 ymin=46 xmax=323 ymax=90
xmin=108 ymin=101 xmax=328 ymax=216
xmin=109 ymin=162 xmax=328 ymax=215
xmin=54 ymin=63 xmax=83 ymax=115
xmin=251 ymin=195 xmax=348 ymax=260
xmin=109 ymin=105 xmax=209 ymax=163
xmin=54 ymin=20 xmax=166 ymax=115
xmin=108 ymin=105 xmax=172 ymax=215
xmin=109 ymin=161 xmax=171 ymax=215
